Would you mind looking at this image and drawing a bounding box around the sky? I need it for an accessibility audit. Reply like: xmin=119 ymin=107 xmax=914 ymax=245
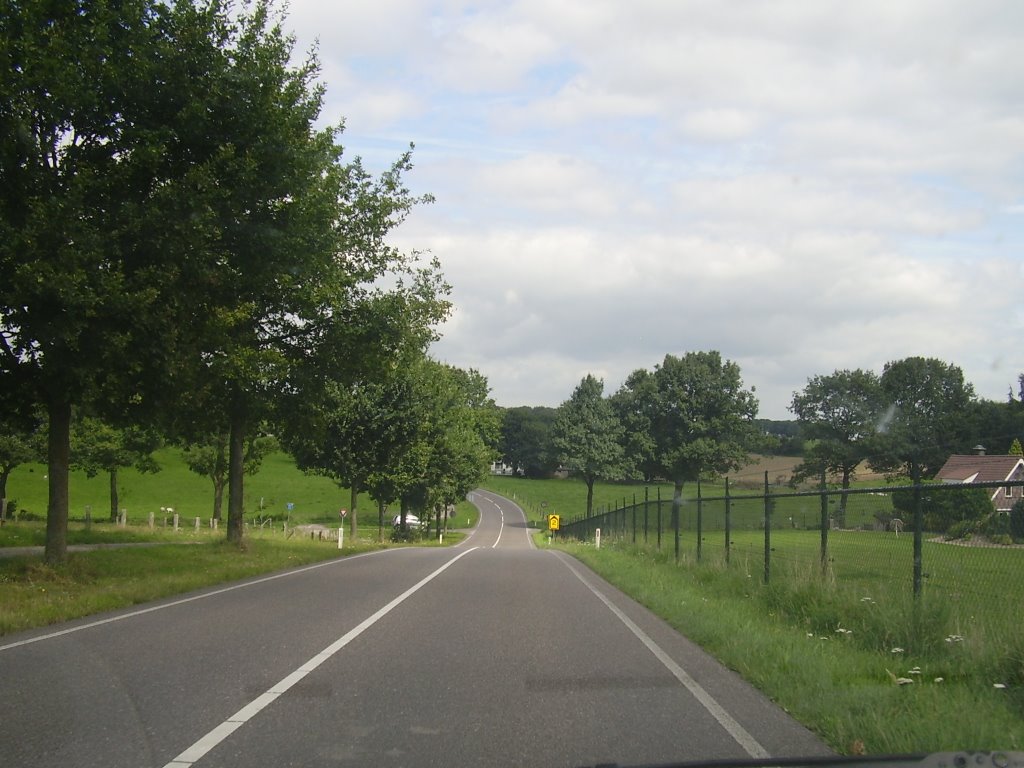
xmin=283 ymin=0 xmax=1024 ymax=420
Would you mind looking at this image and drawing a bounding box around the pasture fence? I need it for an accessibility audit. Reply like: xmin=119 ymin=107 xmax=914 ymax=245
xmin=558 ymin=476 xmax=1024 ymax=627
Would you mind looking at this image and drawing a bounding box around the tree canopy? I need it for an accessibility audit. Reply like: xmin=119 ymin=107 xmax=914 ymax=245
xmin=870 ymin=357 xmax=976 ymax=481
xmin=0 ymin=0 xmax=448 ymax=559
xmin=790 ymin=368 xmax=883 ymax=524
xmin=618 ymin=352 xmax=758 ymax=490
xmin=551 ymin=375 xmax=626 ymax=517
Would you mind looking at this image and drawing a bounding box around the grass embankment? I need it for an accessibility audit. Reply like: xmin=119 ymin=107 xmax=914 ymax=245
xmin=1 ymin=450 xmax=477 ymax=636
xmin=0 ymin=534 xmax=363 ymax=636
xmin=486 ymin=474 xmax=1024 ymax=755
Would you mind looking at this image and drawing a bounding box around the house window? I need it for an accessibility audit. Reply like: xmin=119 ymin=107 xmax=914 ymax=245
xmin=1005 ymin=486 xmax=1013 ymax=499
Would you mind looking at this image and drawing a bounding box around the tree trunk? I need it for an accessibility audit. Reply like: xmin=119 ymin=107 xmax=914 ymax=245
xmin=837 ymin=466 xmax=852 ymax=528
xmin=212 ymin=474 xmax=225 ymax=522
xmin=109 ymin=468 xmax=119 ymax=522
xmin=226 ymin=395 xmax=246 ymax=546
xmin=349 ymin=486 xmax=358 ymax=541
xmin=585 ymin=476 xmax=595 ymax=517
xmin=44 ymin=398 xmax=72 ymax=565
xmin=0 ymin=467 xmax=10 ymax=521
xmin=377 ymin=498 xmax=386 ymax=542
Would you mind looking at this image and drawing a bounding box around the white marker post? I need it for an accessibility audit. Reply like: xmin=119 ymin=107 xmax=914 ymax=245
xmin=595 ymin=527 xmax=602 ymax=549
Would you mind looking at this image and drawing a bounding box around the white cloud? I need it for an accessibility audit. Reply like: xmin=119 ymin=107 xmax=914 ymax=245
xmin=678 ymin=109 xmax=762 ymax=143
xmin=286 ymin=0 xmax=1024 ymax=419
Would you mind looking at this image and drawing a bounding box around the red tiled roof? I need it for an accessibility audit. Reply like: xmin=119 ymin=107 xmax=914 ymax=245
xmin=936 ymin=455 xmax=1024 ymax=483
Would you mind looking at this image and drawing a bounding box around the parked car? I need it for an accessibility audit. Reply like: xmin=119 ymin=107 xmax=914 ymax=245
xmin=391 ymin=514 xmax=423 ymax=529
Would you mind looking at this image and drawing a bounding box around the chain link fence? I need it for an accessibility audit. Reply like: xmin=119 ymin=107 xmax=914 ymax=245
xmin=559 ymin=476 xmax=1024 ymax=637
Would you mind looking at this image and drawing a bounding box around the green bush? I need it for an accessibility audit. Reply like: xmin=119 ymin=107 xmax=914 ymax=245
xmin=1011 ymin=499 xmax=1024 ymax=540
xmin=944 ymin=518 xmax=977 ymax=540
xmin=893 ymin=483 xmax=995 ymax=533
xmin=979 ymin=511 xmax=1010 ymax=537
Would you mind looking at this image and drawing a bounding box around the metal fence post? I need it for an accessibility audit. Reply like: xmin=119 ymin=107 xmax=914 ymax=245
xmin=724 ymin=478 xmax=732 ymax=565
xmin=657 ymin=487 xmax=662 ymax=551
xmin=632 ymin=493 xmax=637 ymax=544
xmin=644 ymin=486 xmax=649 ymax=544
xmin=696 ymin=478 xmax=703 ymax=563
xmin=673 ymin=486 xmax=680 ymax=563
xmin=913 ymin=468 xmax=923 ymax=598
xmin=763 ymin=471 xmax=771 ymax=585
xmin=819 ymin=468 xmax=829 ymax=577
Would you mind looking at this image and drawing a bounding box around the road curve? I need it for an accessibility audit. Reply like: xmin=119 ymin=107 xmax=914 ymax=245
xmin=0 ymin=491 xmax=829 ymax=767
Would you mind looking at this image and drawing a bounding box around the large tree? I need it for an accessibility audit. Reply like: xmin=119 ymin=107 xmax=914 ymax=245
xmin=609 ymin=368 xmax=660 ymax=482
xmin=499 ymin=406 xmax=559 ymax=478
xmin=181 ymin=430 xmax=277 ymax=523
xmin=551 ymin=375 xmax=626 ymax=517
xmin=277 ymin=281 xmax=450 ymax=541
xmin=790 ymin=368 xmax=883 ymax=525
xmin=418 ymin=364 xmax=499 ymax=534
xmin=616 ymin=351 xmax=758 ymax=520
xmin=870 ymin=357 xmax=976 ymax=481
xmin=0 ymin=1 xmax=216 ymax=562
xmin=300 ymin=357 xmax=495 ymax=538
xmin=151 ymin=1 xmax=445 ymax=546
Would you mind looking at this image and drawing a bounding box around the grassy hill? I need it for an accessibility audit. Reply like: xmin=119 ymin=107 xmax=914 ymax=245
xmin=5 ymin=448 xmax=356 ymax=527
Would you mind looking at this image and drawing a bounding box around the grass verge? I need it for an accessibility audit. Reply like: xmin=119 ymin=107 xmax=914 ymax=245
xmin=1 ymin=532 xmax=417 ymax=637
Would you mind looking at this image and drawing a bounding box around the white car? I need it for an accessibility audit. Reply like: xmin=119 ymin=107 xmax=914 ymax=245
xmin=391 ymin=513 xmax=423 ymax=529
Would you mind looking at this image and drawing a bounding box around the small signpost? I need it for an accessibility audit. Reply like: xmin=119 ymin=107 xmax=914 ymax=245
xmin=547 ymin=514 xmax=560 ymax=545
xmin=338 ymin=509 xmax=347 ymax=549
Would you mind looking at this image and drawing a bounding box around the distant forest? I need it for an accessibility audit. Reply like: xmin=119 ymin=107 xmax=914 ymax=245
xmin=753 ymin=419 xmax=803 ymax=455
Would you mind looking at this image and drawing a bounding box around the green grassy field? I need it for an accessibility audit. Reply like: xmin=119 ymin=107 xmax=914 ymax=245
xmin=5 ymin=448 xmax=356 ymax=525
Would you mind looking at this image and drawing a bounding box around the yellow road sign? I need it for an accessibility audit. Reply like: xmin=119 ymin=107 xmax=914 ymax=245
xmin=547 ymin=514 xmax=560 ymax=532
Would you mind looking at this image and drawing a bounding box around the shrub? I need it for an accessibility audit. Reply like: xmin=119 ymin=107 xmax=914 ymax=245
xmin=944 ymin=518 xmax=977 ymax=540
xmin=893 ymin=483 xmax=994 ymax=533
xmin=1011 ymin=499 xmax=1024 ymax=541
xmin=979 ymin=511 xmax=1010 ymax=537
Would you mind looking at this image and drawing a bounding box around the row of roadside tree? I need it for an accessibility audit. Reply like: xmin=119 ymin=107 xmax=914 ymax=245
xmin=0 ymin=1 xmax=499 ymax=562
xmin=501 ymin=352 xmax=1024 ymax=526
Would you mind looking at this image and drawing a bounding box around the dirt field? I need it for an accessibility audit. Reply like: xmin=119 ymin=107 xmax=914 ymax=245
xmin=731 ymin=455 xmax=888 ymax=487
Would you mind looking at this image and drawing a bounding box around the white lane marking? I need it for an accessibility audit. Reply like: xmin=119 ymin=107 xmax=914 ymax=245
xmin=0 ymin=549 xmax=392 ymax=653
xmin=492 ymin=506 xmax=505 ymax=548
xmin=163 ymin=546 xmax=479 ymax=767
xmin=468 ymin=490 xmax=534 ymax=550
xmin=558 ymin=556 xmax=770 ymax=759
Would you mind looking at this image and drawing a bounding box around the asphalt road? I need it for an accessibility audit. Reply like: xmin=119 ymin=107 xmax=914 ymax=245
xmin=0 ymin=491 xmax=830 ymax=767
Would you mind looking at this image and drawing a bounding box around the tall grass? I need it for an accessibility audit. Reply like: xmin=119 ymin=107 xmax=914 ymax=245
xmin=0 ymin=533 xmax=373 ymax=635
